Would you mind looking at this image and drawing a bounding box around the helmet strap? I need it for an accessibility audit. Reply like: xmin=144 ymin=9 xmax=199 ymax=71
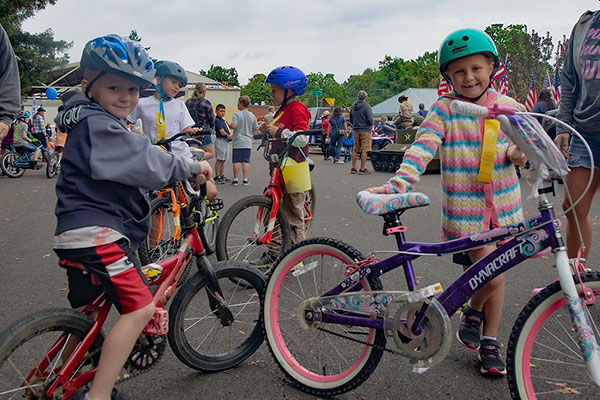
xmin=84 ymin=71 xmax=106 ymax=99
xmin=273 ymin=89 xmax=294 ymax=119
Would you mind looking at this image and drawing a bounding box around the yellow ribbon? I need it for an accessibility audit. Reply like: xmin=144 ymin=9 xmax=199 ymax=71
xmin=156 ymin=111 xmax=166 ymax=141
xmin=477 ymin=119 xmax=499 ymax=183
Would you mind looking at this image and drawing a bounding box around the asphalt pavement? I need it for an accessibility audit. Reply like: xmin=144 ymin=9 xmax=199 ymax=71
xmin=1 ymin=145 xmax=599 ymax=399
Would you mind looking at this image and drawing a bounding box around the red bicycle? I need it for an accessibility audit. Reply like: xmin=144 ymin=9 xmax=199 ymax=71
xmin=0 ymin=176 xmax=265 ymax=399
xmin=215 ymin=130 xmax=320 ymax=271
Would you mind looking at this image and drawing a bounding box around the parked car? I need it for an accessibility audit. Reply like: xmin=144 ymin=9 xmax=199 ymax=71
xmin=308 ymin=107 xmax=333 ymax=147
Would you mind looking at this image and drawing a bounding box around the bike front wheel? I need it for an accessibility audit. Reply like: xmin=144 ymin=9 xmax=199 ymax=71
xmin=262 ymin=238 xmax=386 ymax=397
xmin=215 ymin=195 xmax=292 ymax=272
xmin=167 ymin=261 xmax=265 ymax=372
xmin=0 ymin=151 xmax=25 ymax=178
xmin=0 ymin=308 xmax=103 ymax=399
xmin=507 ymin=272 xmax=600 ymax=399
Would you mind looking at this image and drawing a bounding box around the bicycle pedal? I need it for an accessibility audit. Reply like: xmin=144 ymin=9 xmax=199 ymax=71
xmin=143 ymin=308 xmax=169 ymax=335
xmin=209 ymin=197 xmax=224 ymax=210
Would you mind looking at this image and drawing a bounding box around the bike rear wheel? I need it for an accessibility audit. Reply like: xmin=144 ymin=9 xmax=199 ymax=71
xmin=215 ymin=195 xmax=292 ymax=273
xmin=0 ymin=308 xmax=103 ymax=399
xmin=46 ymin=153 xmax=60 ymax=178
xmin=0 ymin=151 xmax=25 ymax=178
xmin=507 ymin=272 xmax=600 ymax=399
xmin=139 ymin=196 xmax=181 ymax=266
xmin=168 ymin=261 xmax=265 ymax=371
xmin=262 ymin=238 xmax=385 ymax=397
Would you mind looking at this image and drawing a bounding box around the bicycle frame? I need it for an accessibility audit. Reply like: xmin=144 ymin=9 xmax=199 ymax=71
xmin=6 ymin=144 xmax=46 ymax=168
xmin=38 ymin=186 xmax=227 ymax=398
xmin=304 ymin=184 xmax=600 ymax=384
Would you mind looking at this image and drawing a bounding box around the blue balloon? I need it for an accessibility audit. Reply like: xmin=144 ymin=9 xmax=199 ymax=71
xmin=45 ymin=87 xmax=58 ymax=100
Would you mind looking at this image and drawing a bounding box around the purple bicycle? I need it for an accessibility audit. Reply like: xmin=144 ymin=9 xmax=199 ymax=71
xmin=261 ymin=101 xmax=600 ymax=399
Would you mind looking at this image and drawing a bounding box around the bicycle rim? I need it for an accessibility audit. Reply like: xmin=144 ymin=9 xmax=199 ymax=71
xmin=263 ymin=238 xmax=385 ymax=396
xmin=1 ymin=152 xmax=24 ymax=178
xmin=0 ymin=309 xmax=102 ymax=400
xmin=508 ymin=273 xmax=600 ymax=399
xmin=168 ymin=262 xmax=264 ymax=371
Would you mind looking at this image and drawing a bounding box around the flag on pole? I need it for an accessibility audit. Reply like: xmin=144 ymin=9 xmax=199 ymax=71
xmin=497 ymin=74 xmax=508 ymax=95
xmin=551 ymin=67 xmax=561 ymax=105
xmin=492 ymin=56 xmax=507 ymax=81
xmin=543 ymin=70 xmax=552 ymax=89
xmin=525 ymin=70 xmax=536 ymax=111
xmin=437 ymin=76 xmax=452 ymax=96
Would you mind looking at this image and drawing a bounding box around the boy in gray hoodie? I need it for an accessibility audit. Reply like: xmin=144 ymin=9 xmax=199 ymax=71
xmin=349 ymin=90 xmax=374 ymax=174
xmin=556 ymin=9 xmax=600 ymax=265
xmin=53 ymin=34 xmax=212 ymax=400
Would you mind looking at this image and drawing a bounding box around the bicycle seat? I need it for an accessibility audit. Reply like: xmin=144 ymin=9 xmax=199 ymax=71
xmin=356 ymin=190 xmax=430 ymax=215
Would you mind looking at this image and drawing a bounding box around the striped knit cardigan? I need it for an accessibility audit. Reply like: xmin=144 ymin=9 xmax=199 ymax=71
xmin=383 ymin=90 xmax=524 ymax=241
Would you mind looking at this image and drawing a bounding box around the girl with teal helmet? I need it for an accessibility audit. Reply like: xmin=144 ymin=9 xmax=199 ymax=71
xmin=438 ymin=28 xmax=499 ymax=102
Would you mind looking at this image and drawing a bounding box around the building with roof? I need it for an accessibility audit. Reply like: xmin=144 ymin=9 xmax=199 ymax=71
xmin=371 ymin=88 xmax=439 ymax=117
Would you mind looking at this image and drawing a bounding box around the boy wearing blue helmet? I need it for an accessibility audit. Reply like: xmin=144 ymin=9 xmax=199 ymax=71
xmin=256 ymin=66 xmax=311 ymax=265
xmin=54 ymin=35 xmax=211 ymax=400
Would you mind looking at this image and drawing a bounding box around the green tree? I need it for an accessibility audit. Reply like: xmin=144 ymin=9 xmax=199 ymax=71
xmin=1 ymin=0 xmax=72 ymax=93
xmin=485 ymin=24 xmax=556 ymax=101
xmin=240 ymin=73 xmax=271 ymax=105
xmin=299 ymin=72 xmax=348 ymax=108
xmin=200 ymin=64 xmax=240 ymax=87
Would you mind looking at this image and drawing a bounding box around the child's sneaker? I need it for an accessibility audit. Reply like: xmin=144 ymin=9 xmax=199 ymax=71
xmin=250 ymin=251 xmax=276 ymax=269
xmin=350 ymin=168 xmax=358 ymax=174
xmin=66 ymin=387 xmax=123 ymax=400
xmin=457 ymin=305 xmax=483 ymax=350
xmin=231 ymin=179 xmax=239 ymax=186
xmin=478 ymin=339 xmax=507 ymax=376
xmin=358 ymin=168 xmax=372 ymax=175
xmin=242 ymin=179 xmax=250 ymax=186
xmin=215 ymin=176 xmax=224 ymax=184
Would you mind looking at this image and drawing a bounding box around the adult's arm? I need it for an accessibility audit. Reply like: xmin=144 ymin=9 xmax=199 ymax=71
xmin=0 ymin=24 xmax=21 ymax=140
xmin=556 ymin=23 xmax=577 ymax=134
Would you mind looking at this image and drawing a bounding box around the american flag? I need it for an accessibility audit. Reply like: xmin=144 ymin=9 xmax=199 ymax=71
xmin=551 ymin=67 xmax=561 ymax=105
xmin=438 ymin=76 xmax=452 ymax=96
xmin=543 ymin=70 xmax=552 ymax=89
xmin=497 ymin=74 xmax=509 ymax=95
xmin=492 ymin=55 xmax=507 ymax=81
xmin=525 ymin=70 xmax=536 ymax=112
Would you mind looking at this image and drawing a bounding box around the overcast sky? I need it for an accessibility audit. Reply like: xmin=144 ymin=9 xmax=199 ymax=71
xmin=22 ymin=0 xmax=596 ymax=85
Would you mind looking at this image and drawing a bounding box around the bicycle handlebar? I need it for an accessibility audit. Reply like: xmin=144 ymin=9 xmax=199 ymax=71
xmin=191 ymin=128 xmax=215 ymax=136
xmin=449 ymin=101 xmax=517 ymax=119
xmin=255 ymin=129 xmax=322 ymax=163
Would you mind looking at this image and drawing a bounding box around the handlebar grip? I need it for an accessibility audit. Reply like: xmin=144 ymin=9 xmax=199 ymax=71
xmin=253 ymin=132 xmax=267 ymax=140
xmin=298 ymin=129 xmax=324 ymax=136
xmin=196 ymin=174 xmax=207 ymax=197
xmin=449 ymin=101 xmax=489 ymax=118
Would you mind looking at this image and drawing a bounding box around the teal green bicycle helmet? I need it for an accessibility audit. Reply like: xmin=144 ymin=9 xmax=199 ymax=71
xmin=155 ymin=60 xmax=188 ymax=87
xmin=438 ymin=28 xmax=499 ymax=83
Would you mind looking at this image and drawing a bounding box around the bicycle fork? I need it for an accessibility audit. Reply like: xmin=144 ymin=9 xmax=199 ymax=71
xmin=196 ymin=255 xmax=234 ymax=326
xmin=555 ymin=249 xmax=600 ymax=386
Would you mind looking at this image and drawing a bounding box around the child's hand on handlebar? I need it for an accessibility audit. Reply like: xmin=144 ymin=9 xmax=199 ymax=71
xmin=259 ymin=122 xmax=279 ymax=137
xmin=197 ymin=160 xmax=213 ymax=180
xmin=507 ymin=145 xmax=528 ymax=166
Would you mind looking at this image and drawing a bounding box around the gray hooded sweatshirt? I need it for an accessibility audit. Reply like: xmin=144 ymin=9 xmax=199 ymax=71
xmin=349 ymin=99 xmax=374 ymax=132
xmin=54 ymin=90 xmax=201 ymax=250
xmin=557 ymin=9 xmax=600 ymax=134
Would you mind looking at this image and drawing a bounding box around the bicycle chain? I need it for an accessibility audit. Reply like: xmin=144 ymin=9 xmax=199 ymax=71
xmin=316 ymin=326 xmax=394 ymax=354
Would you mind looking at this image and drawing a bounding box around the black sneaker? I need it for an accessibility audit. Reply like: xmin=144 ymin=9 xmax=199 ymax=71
xmin=215 ymin=176 xmax=224 ymax=184
xmin=358 ymin=168 xmax=372 ymax=175
xmin=457 ymin=305 xmax=483 ymax=350
xmin=250 ymin=251 xmax=276 ymax=269
xmin=231 ymin=179 xmax=239 ymax=186
xmin=478 ymin=339 xmax=507 ymax=376
xmin=66 ymin=386 xmax=123 ymax=400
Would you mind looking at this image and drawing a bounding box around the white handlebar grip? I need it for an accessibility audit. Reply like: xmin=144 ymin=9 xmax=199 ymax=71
xmin=449 ymin=101 xmax=489 ymax=118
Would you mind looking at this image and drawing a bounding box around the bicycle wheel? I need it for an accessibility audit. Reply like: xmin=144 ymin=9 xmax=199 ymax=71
xmin=46 ymin=153 xmax=60 ymax=178
xmin=139 ymin=196 xmax=181 ymax=266
xmin=507 ymin=272 xmax=600 ymax=399
xmin=262 ymin=238 xmax=386 ymax=397
xmin=199 ymin=199 xmax=218 ymax=255
xmin=215 ymin=195 xmax=292 ymax=272
xmin=303 ymin=184 xmax=316 ymax=239
xmin=167 ymin=261 xmax=265 ymax=371
xmin=0 ymin=151 xmax=25 ymax=178
xmin=0 ymin=308 xmax=103 ymax=399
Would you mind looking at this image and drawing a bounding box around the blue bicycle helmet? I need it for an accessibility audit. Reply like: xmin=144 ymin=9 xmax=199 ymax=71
xmin=80 ymin=34 xmax=155 ymax=89
xmin=17 ymin=110 xmax=31 ymax=119
xmin=265 ymin=66 xmax=307 ymax=96
xmin=155 ymin=60 xmax=188 ymax=87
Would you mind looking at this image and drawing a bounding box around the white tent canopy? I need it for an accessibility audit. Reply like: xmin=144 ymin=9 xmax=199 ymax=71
xmin=372 ymin=88 xmax=439 ymax=117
